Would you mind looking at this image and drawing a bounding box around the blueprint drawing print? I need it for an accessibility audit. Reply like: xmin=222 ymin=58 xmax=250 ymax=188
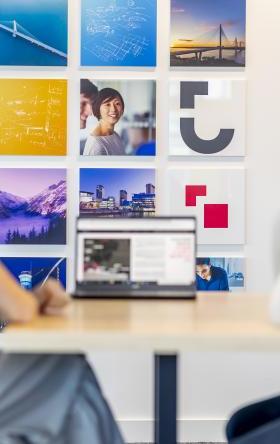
xmin=0 ymin=0 xmax=68 ymax=66
xmin=0 ymin=79 xmax=67 ymax=156
xmin=81 ymin=0 xmax=157 ymax=66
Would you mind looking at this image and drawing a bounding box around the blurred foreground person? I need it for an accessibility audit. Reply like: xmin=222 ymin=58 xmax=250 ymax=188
xmin=0 ymin=263 xmax=124 ymax=444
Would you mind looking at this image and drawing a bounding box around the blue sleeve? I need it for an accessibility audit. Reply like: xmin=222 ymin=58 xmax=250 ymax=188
xmin=220 ymin=270 xmax=229 ymax=291
xmin=196 ymin=275 xmax=201 ymax=290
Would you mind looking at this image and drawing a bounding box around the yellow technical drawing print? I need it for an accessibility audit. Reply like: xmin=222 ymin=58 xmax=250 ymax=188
xmin=0 ymin=79 xmax=67 ymax=155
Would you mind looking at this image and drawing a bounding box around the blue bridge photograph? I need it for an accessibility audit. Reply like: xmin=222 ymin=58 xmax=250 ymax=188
xmin=0 ymin=0 xmax=68 ymax=66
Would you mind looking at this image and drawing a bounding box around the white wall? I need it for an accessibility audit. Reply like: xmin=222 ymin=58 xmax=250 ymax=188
xmin=86 ymin=0 xmax=280 ymax=442
xmin=2 ymin=0 xmax=280 ymax=442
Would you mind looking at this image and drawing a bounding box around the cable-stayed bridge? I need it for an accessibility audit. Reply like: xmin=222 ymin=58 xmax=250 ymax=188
xmin=0 ymin=20 xmax=67 ymax=59
xmin=18 ymin=257 xmax=65 ymax=290
xmin=40 ymin=258 xmax=65 ymax=288
xmin=172 ymin=24 xmax=245 ymax=61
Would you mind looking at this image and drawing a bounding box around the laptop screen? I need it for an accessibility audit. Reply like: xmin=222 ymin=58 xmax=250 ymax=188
xmin=76 ymin=217 xmax=196 ymax=289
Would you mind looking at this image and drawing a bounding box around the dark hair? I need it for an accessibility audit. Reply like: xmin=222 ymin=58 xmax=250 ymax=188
xmin=92 ymin=88 xmax=124 ymax=120
xmin=80 ymin=79 xmax=98 ymax=100
xmin=196 ymin=257 xmax=211 ymax=266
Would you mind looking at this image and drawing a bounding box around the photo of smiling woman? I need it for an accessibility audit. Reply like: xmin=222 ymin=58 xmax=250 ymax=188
xmin=80 ymin=80 xmax=156 ymax=156
xmin=83 ymin=88 xmax=126 ymax=156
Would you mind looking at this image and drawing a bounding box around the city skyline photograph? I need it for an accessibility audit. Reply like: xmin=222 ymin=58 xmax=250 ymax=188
xmin=170 ymin=0 xmax=246 ymax=67
xmin=80 ymin=168 xmax=155 ymax=217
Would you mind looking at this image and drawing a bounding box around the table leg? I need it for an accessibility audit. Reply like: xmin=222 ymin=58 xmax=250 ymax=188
xmin=154 ymin=354 xmax=177 ymax=444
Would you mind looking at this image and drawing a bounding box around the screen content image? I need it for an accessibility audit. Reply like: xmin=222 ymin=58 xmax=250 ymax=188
xmin=83 ymin=238 xmax=130 ymax=283
xmin=196 ymin=257 xmax=245 ymax=292
xmin=131 ymin=234 xmax=195 ymax=285
xmin=80 ymin=168 xmax=155 ymax=218
xmin=80 ymin=79 xmax=156 ymax=156
xmin=170 ymin=0 xmax=246 ymax=67
xmin=79 ymin=230 xmax=195 ymax=287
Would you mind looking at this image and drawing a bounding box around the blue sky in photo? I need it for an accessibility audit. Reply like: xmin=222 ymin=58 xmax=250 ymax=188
xmin=171 ymin=0 xmax=245 ymax=42
xmin=0 ymin=169 xmax=66 ymax=199
xmin=80 ymin=168 xmax=155 ymax=200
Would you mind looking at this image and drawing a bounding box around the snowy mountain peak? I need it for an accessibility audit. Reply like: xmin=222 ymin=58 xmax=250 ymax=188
xmin=0 ymin=191 xmax=27 ymax=211
xmin=26 ymin=180 xmax=66 ymax=218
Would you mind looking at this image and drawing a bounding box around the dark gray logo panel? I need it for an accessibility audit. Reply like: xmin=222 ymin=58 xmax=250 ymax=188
xmin=180 ymin=118 xmax=235 ymax=155
xmin=180 ymin=81 xmax=235 ymax=155
xmin=180 ymin=81 xmax=208 ymax=109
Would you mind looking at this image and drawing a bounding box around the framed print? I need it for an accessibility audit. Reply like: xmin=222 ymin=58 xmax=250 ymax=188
xmin=196 ymin=256 xmax=245 ymax=291
xmin=0 ymin=79 xmax=67 ymax=156
xmin=167 ymin=167 xmax=245 ymax=244
xmin=81 ymin=0 xmax=157 ymax=67
xmin=80 ymin=79 xmax=156 ymax=156
xmin=0 ymin=169 xmax=67 ymax=245
xmin=169 ymin=79 xmax=246 ymax=156
xmin=0 ymin=0 xmax=68 ymax=66
xmin=80 ymin=168 xmax=155 ymax=217
xmin=0 ymin=257 xmax=67 ymax=289
xmin=170 ymin=0 xmax=246 ymax=67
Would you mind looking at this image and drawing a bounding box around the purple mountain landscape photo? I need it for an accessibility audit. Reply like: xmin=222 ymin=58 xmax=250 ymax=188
xmin=0 ymin=169 xmax=67 ymax=245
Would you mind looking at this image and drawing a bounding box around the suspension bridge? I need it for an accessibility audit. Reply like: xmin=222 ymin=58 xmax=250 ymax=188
xmin=0 ymin=20 xmax=67 ymax=59
xmin=171 ymin=24 xmax=245 ymax=61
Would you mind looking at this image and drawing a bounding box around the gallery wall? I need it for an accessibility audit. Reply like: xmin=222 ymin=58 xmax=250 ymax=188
xmin=1 ymin=0 xmax=280 ymax=442
xmin=84 ymin=0 xmax=280 ymax=442
xmin=0 ymin=0 xmax=246 ymax=290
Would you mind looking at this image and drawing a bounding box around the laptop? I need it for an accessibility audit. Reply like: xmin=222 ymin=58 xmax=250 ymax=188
xmin=72 ymin=216 xmax=196 ymax=299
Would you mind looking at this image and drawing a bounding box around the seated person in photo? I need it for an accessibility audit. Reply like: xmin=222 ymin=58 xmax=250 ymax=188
xmin=196 ymin=257 xmax=229 ymax=291
xmin=133 ymin=117 xmax=156 ymax=156
xmin=80 ymin=79 xmax=98 ymax=154
xmin=132 ymin=127 xmax=156 ymax=156
xmin=83 ymin=88 xmax=126 ymax=156
xmin=135 ymin=140 xmax=156 ymax=156
xmin=0 ymin=263 xmax=124 ymax=444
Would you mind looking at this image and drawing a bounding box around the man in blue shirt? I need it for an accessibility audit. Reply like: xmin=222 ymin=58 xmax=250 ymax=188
xmin=196 ymin=258 xmax=229 ymax=291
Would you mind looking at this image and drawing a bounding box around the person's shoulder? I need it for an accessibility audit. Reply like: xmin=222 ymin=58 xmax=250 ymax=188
xmin=196 ymin=274 xmax=206 ymax=291
xmin=113 ymin=131 xmax=122 ymax=139
xmin=212 ymin=266 xmax=227 ymax=277
xmin=83 ymin=135 xmax=107 ymax=155
xmin=113 ymin=132 xmax=125 ymax=149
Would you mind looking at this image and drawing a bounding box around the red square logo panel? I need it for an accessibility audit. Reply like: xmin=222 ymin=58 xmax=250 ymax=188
xmin=185 ymin=185 xmax=229 ymax=229
xmin=185 ymin=185 xmax=207 ymax=206
xmin=204 ymin=204 xmax=228 ymax=228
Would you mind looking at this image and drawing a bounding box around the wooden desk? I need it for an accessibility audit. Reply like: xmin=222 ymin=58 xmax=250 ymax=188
xmin=3 ymin=293 xmax=280 ymax=444
xmin=3 ymin=293 xmax=280 ymax=353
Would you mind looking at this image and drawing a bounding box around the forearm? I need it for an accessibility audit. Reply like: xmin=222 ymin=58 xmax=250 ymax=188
xmin=0 ymin=264 xmax=39 ymax=322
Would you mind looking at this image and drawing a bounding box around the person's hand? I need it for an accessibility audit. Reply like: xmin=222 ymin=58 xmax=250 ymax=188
xmin=33 ymin=279 xmax=70 ymax=316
